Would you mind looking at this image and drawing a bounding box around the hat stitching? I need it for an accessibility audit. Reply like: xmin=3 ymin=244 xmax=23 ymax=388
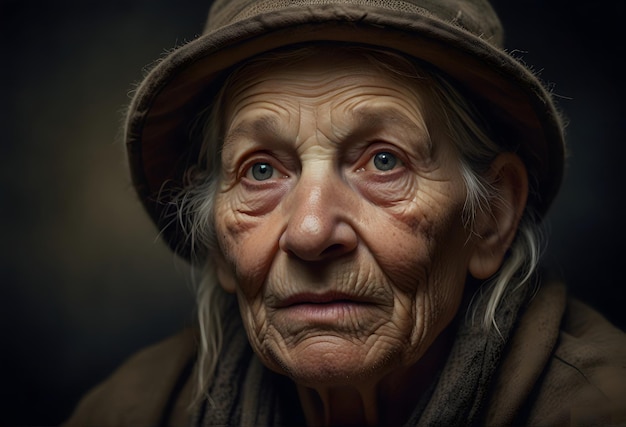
xmin=231 ymin=0 xmax=432 ymax=25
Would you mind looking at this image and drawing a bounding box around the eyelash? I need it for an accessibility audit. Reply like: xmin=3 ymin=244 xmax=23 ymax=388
xmin=358 ymin=144 xmax=406 ymax=171
xmin=240 ymin=153 xmax=287 ymax=182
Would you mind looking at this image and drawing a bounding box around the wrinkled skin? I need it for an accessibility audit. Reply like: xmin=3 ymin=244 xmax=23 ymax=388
xmin=213 ymin=52 xmax=496 ymax=425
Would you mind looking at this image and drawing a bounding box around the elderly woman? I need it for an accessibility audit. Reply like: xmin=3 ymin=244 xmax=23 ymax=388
xmin=65 ymin=0 xmax=626 ymax=426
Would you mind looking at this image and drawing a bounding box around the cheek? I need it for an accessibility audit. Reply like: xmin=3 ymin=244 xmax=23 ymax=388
xmin=364 ymin=202 xmax=437 ymax=292
xmin=367 ymin=187 xmax=471 ymax=334
xmin=214 ymin=193 xmax=283 ymax=297
xmin=414 ymin=209 xmax=471 ymax=334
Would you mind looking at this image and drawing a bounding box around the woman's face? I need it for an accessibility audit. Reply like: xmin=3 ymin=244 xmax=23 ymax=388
xmin=213 ymin=51 xmax=479 ymax=389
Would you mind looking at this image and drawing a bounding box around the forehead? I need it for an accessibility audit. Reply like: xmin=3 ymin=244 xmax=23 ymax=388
xmin=221 ymin=48 xmax=439 ymax=135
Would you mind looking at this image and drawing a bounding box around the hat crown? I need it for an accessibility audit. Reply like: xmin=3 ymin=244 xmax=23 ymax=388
xmin=206 ymin=0 xmax=504 ymax=47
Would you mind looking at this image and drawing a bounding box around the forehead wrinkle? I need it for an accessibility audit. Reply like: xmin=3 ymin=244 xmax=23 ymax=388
xmin=225 ymin=75 xmax=295 ymax=119
xmin=244 ymin=71 xmax=385 ymax=104
xmin=355 ymin=107 xmax=429 ymax=140
xmin=329 ymin=100 xmax=433 ymax=154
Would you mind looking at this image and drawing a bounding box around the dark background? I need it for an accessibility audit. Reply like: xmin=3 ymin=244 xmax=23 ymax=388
xmin=2 ymin=1 xmax=625 ymax=425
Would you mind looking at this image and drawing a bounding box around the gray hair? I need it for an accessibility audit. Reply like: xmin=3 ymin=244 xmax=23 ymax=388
xmin=169 ymin=45 xmax=543 ymax=403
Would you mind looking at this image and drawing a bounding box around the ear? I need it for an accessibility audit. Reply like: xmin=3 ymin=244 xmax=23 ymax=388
xmin=214 ymin=252 xmax=237 ymax=293
xmin=468 ymin=152 xmax=528 ymax=279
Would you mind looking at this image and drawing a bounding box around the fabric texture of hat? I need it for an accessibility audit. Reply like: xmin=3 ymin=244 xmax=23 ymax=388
xmin=125 ymin=0 xmax=565 ymax=259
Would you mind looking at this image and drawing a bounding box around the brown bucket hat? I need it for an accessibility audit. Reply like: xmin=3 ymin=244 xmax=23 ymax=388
xmin=125 ymin=0 xmax=565 ymax=259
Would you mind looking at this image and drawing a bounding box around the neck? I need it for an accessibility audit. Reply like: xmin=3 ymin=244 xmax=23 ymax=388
xmin=297 ymin=385 xmax=378 ymax=426
xmin=296 ymin=327 xmax=454 ymax=426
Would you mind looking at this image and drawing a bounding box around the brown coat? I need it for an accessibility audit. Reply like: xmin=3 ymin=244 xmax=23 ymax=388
xmin=63 ymin=282 xmax=626 ymax=426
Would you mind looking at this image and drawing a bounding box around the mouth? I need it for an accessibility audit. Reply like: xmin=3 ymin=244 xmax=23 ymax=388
xmin=277 ymin=291 xmax=375 ymax=308
xmin=274 ymin=292 xmax=380 ymax=324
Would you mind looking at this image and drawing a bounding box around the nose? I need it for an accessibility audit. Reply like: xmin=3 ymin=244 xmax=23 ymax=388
xmin=279 ymin=175 xmax=358 ymax=261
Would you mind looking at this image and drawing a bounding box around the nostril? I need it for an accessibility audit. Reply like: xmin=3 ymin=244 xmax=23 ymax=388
xmin=320 ymin=243 xmax=349 ymax=257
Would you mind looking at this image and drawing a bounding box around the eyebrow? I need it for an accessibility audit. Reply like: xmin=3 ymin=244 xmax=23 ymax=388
xmin=223 ymin=115 xmax=281 ymax=148
xmin=353 ymin=107 xmax=425 ymax=132
xmin=349 ymin=106 xmax=433 ymax=154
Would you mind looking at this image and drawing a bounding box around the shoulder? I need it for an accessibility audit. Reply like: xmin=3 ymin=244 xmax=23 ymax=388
xmin=62 ymin=328 xmax=197 ymax=427
xmin=486 ymin=282 xmax=626 ymax=426
xmin=529 ymin=297 xmax=626 ymax=425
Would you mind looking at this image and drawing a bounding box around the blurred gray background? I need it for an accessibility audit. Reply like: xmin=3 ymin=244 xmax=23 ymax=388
xmin=2 ymin=0 xmax=625 ymax=425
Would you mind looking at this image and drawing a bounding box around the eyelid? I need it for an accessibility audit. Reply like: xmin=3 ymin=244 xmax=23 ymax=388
xmin=356 ymin=142 xmax=406 ymax=171
xmin=239 ymin=151 xmax=290 ymax=181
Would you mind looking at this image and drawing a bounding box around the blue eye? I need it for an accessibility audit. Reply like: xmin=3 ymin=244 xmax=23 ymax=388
xmin=373 ymin=152 xmax=397 ymax=171
xmin=250 ymin=162 xmax=274 ymax=181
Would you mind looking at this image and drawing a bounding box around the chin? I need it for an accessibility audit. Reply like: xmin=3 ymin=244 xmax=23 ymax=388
xmin=265 ymin=335 xmax=401 ymax=388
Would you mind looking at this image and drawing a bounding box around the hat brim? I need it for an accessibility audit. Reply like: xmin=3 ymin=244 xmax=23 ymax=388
xmin=126 ymin=4 xmax=564 ymax=258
